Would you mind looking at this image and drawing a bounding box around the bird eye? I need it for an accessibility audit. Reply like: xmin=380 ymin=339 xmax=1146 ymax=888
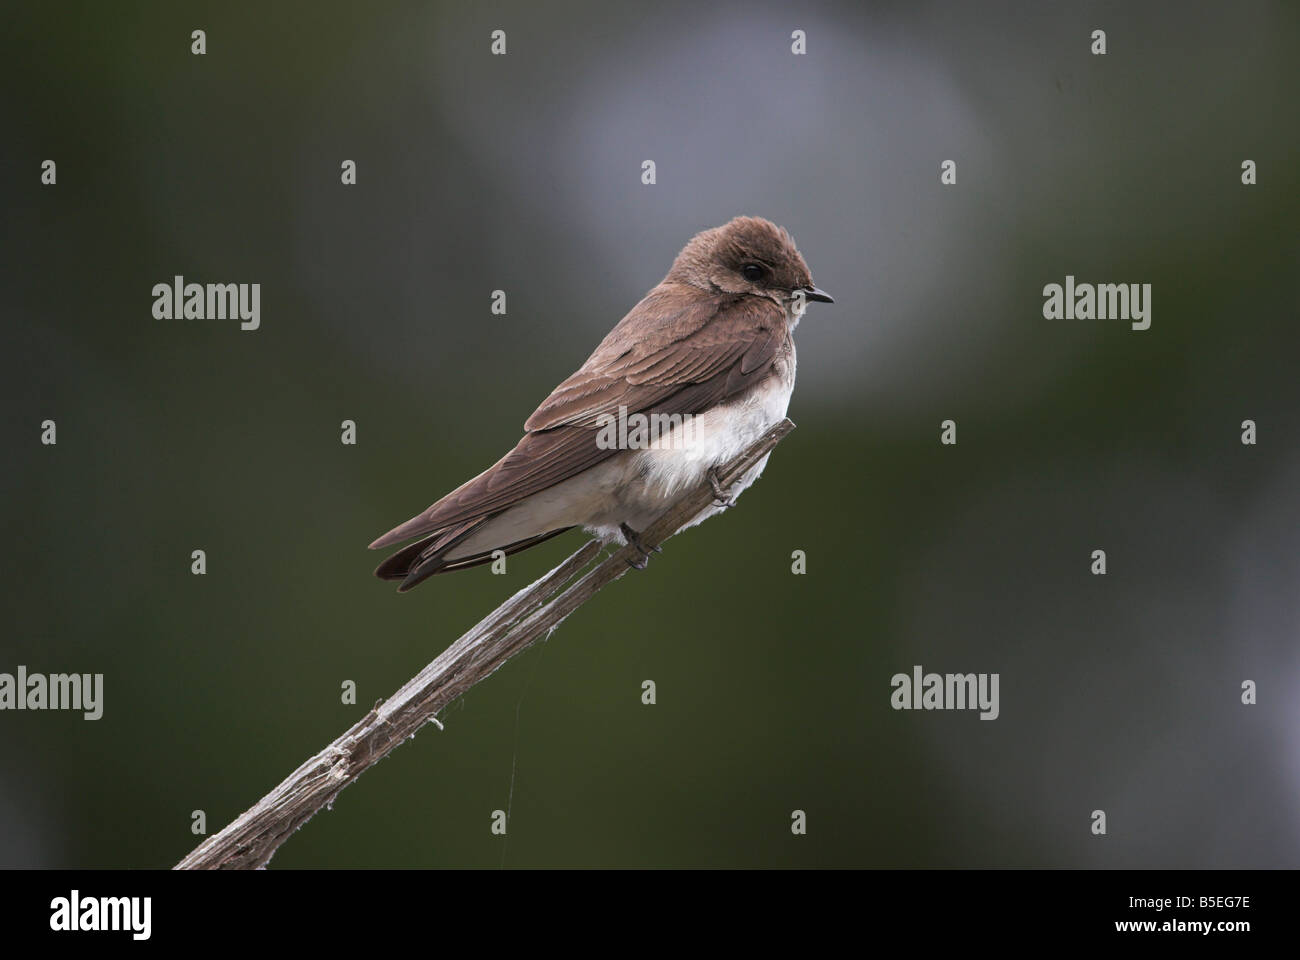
xmin=742 ymin=263 xmax=765 ymax=282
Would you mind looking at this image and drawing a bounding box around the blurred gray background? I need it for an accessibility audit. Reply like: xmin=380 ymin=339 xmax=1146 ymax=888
xmin=2 ymin=0 xmax=1297 ymax=867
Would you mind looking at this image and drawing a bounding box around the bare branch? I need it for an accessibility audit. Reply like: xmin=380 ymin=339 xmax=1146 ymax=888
xmin=174 ymin=417 xmax=796 ymax=869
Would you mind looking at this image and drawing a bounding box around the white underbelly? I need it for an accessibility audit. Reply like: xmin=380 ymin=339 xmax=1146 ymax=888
xmin=446 ymin=369 xmax=795 ymax=558
xmin=630 ymin=373 xmax=794 ymax=501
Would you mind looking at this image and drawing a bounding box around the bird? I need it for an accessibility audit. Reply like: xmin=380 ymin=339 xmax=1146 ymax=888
xmin=369 ymin=216 xmax=832 ymax=591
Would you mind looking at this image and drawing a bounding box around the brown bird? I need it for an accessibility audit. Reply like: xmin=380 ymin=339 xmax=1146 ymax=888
xmin=370 ymin=216 xmax=832 ymax=591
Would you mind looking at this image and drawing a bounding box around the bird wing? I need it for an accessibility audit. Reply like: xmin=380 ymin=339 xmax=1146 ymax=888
xmin=369 ymin=285 xmax=788 ymax=550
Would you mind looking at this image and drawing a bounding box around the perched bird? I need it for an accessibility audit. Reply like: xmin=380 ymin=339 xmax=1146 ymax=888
xmin=370 ymin=216 xmax=832 ymax=591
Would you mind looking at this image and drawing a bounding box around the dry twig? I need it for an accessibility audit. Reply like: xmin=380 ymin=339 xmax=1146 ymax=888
xmin=175 ymin=417 xmax=796 ymax=869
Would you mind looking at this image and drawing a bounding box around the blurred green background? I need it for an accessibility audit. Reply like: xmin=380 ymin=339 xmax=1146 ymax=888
xmin=2 ymin=0 xmax=1298 ymax=868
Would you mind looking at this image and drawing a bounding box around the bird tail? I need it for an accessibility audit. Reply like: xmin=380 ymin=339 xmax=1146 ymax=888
xmin=373 ymin=521 xmax=574 ymax=592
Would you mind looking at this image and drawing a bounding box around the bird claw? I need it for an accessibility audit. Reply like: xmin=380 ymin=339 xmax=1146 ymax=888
xmin=620 ymin=522 xmax=661 ymax=570
xmin=707 ymin=468 xmax=735 ymax=509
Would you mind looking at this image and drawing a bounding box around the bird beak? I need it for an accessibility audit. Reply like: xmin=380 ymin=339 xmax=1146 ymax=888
xmin=803 ymin=286 xmax=834 ymax=303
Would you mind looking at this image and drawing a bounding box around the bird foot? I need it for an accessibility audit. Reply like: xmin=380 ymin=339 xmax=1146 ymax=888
xmin=707 ymin=468 xmax=735 ymax=509
xmin=620 ymin=522 xmax=661 ymax=570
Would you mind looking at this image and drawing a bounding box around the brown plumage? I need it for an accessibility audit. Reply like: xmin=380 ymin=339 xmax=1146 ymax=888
xmin=371 ymin=216 xmax=831 ymax=591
